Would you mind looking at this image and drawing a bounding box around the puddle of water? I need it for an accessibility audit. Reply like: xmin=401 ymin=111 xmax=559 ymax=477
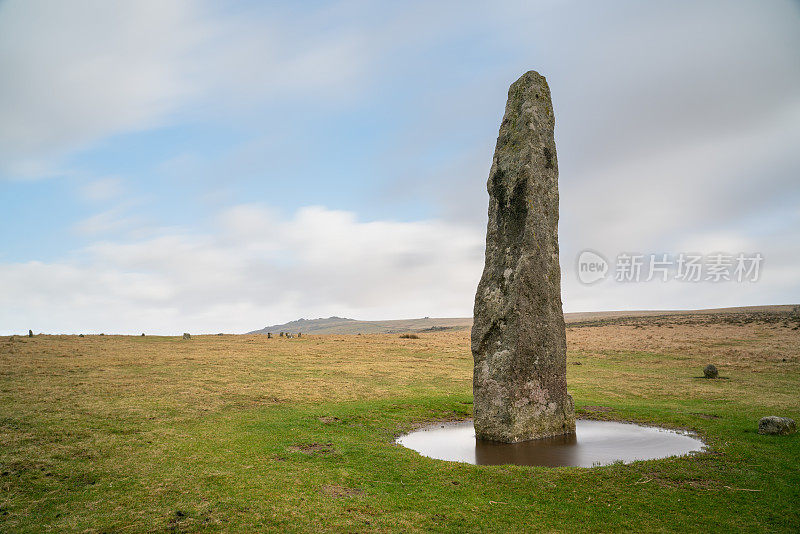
xmin=396 ymin=419 xmax=705 ymax=467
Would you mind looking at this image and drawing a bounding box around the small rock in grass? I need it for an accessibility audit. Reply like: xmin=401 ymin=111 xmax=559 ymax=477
xmin=183 ymin=333 xmax=191 ymax=340
xmin=758 ymin=416 xmax=796 ymax=435
xmin=703 ymin=364 xmax=718 ymax=379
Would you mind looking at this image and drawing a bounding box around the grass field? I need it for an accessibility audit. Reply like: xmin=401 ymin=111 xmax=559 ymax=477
xmin=1 ymin=313 xmax=799 ymax=532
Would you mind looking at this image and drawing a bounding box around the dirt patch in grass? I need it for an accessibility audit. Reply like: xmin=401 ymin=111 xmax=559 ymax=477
xmin=287 ymin=442 xmax=335 ymax=455
xmin=318 ymin=416 xmax=342 ymax=424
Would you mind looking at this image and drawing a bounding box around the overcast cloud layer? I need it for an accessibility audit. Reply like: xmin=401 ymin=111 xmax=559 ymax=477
xmin=1 ymin=0 xmax=799 ymax=334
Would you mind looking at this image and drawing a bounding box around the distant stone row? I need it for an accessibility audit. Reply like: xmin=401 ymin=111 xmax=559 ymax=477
xmin=265 ymin=332 xmax=301 ymax=339
xmin=18 ymin=331 xmax=303 ymax=339
xmin=181 ymin=332 xmax=303 ymax=339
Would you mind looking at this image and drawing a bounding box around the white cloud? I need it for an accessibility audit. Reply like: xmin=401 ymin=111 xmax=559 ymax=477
xmin=0 ymin=205 xmax=484 ymax=334
xmin=73 ymin=178 xmax=143 ymax=236
xmin=72 ymin=208 xmax=142 ymax=237
xmin=560 ymin=100 xmax=800 ymax=254
xmin=5 ymin=201 xmax=795 ymax=335
xmin=80 ymin=177 xmax=126 ymax=203
xmin=0 ymin=0 xmax=204 ymax=177
xmin=0 ymin=0 xmax=371 ymax=179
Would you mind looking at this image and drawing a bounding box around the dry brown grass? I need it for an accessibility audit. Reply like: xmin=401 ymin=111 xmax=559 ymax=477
xmin=2 ymin=317 xmax=797 ymax=428
xmin=566 ymin=320 xmax=800 ymax=409
xmin=568 ymin=321 xmax=799 ymax=361
xmin=0 ymin=333 xmax=472 ymax=427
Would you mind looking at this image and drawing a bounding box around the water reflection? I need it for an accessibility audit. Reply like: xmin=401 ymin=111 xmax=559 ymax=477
xmin=397 ymin=420 xmax=705 ymax=468
xmin=475 ymin=432 xmax=579 ymax=466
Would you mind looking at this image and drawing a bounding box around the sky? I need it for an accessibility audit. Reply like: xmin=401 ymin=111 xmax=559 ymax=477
xmin=1 ymin=0 xmax=799 ymax=335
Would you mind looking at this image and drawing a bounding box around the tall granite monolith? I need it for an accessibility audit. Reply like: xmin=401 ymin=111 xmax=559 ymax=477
xmin=472 ymin=70 xmax=575 ymax=443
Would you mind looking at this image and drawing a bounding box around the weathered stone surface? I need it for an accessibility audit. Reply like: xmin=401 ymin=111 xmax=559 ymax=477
xmin=703 ymin=364 xmax=718 ymax=379
xmin=472 ymin=70 xmax=575 ymax=443
xmin=182 ymin=332 xmax=191 ymax=340
xmin=758 ymin=416 xmax=796 ymax=435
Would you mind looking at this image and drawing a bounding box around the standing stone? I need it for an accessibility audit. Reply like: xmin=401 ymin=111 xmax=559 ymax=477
xmin=267 ymin=332 xmax=272 ymax=339
xmin=472 ymin=70 xmax=575 ymax=443
xmin=28 ymin=329 xmax=33 ymax=337
xmin=183 ymin=333 xmax=191 ymax=340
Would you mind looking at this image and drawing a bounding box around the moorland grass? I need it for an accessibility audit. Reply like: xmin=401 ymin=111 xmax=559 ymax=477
xmin=0 ymin=319 xmax=798 ymax=532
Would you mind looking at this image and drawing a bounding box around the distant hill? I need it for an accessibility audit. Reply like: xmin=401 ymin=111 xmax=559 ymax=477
xmin=246 ymin=316 xmax=472 ymax=335
xmin=246 ymin=305 xmax=797 ymax=335
xmin=562 ymin=304 xmax=797 ymax=324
